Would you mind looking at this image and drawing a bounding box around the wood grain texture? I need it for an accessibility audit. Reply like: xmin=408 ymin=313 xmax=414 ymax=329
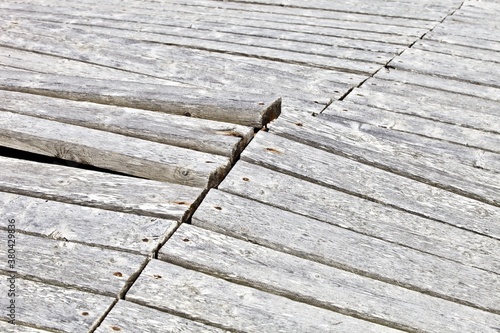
xmin=0 ymin=90 xmax=254 ymax=159
xmin=0 ymin=230 xmax=147 ymax=296
xmin=0 ymin=156 xmax=202 ymax=220
xmin=127 ymin=259 xmax=402 ymax=333
xmin=159 ymin=225 xmax=500 ymax=332
xmin=425 ymin=29 xmax=500 ymax=52
xmin=193 ymin=189 xmax=500 ymax=285
xmin=95 ymin=301 xmax=228 ymax=333
xmin=347 ymin=81 xmax=500 ymax=133
xmin=414 ymin=39 xmax=500 ymax=63
xmin=320 ymin=100 xmax=500 ymax=153
xmin=0 ymin=322 xmax=52 ymax=333
xmin=0 ymin=191 xmax=177 ymax=254
xmin=0 ymin=111 xmax=231 ymax=187
xmin=0 ymin=275 xmax=114 ymax=333
xmin=0 ymin=70 xmax=281 ymax=127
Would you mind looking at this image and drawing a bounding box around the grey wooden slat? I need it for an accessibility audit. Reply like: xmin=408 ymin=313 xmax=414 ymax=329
xmin=0 ymin=231 xmax=146 ymax=296
xmin=127 ymin=259 xmax=403 ymax=333
xmin=1 ymin=192 xmax=176 ymax=254
xmin=0 ymin=322 xmax=52 ymax=333
xmin=193 ymin=189 xmax=500 ymax=277
xmin=264 ymin=116 xmax=500 ymax=205
xmin=350 ymin=79 xmax=500 ymax=131
xmin=0 ymin=70 xmax=281 ymax=127
xmin=0 ymin=156 xmax=202 ymax=220
xmin=95 ymin=301 xmax=228 ymax=333
xmin=432 ymin=21 xmax=500 ymax=43
xmin=321 ymin=100 xmax=500 ymax=153
xmin=159 ymin=225 xmax=500 ymax=329
xmin=375 ymin=68 xmax=500 ymax=102
xmin=0 ymin=18 xmax=382 ymax=74
xmin=0 ymin=90 xmax=254 ymax=159
xmin=0 ymin=111 xmax=231 ymax=187
xmin=425 ymin=30 xmax=500 ymax=52
xmin=414 ymin=39 xmax=500 ymax=63
xmin=0 ymin=45 xmax=183 ymax=86
xmin=0 ymin=276 xmax=114 ymax=333
xmin=219 ymin=158 xmax=500 ymax=239
xmin=390 ymin=48 xmax=500 ymax=88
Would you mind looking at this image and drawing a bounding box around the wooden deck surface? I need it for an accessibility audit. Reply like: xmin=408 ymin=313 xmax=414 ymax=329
xmin=0 ymin=0 xmax=499 ymax=332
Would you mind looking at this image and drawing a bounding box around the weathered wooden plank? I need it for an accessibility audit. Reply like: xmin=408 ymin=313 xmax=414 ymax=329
xmin=95 ymin=301 xmax=228 ymax=333
xmin=432 ymin=21 xmax=500 ymax=43
xmin=127 ymin=259 xmax=403 ymax=333
xmin=160 ymin=224 xmax=500 ymax=328
xmin=390 ymin=48 xmax=500 ymax=88
xmin=0 ymin=90 xmax=254 ymax=159
xmin=1 ymin=192 xmax=177 ymax=254
xmin=425 ymin=30 xmax=500 ymax=52
xmin=0 ymin=70 xmax=281 ymax=128
xmin=193 ymin=189 xmax=500 ymax=277
xmin=281 ymin=101 xmax=500 ymax=174
xmin=375 ymin=68 xmax=500 ymax=102
xmin=0 ymin=322 xmax=52 ymax=333
xmin=219 ymin=159 xmax=500 ymax=240
xmin=0 ymin=19 xmax=360 ymax=101
xmin=414 ymin=39 xmax=500 ymax=63
xmin=0 ymin=111 xmax=231 ymax=187
xmin=0 ymin=276 xmax=114 ymax=333
xmin=0 ymin=156 xmax=202 ymax=220
xmin=0 ymin=230 xmax=146 ymax=296
xmin=321 ymin=100 xmax=500 ymax=153
xmin=346 ymin=85 xmax=500 ymax=134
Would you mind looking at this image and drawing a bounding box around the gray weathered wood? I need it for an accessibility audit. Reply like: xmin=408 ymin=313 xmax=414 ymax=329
xmin=321 ymin=100 xmax=500 ymax=153
xmin=277 ymin=104 xmax=500 ymax=178
xmin=1 ymin=192 xmax=177 ymax=254
xmin=160 ymin=225 xmax=500 ymax=327
xmin=390 ymin=48 xmax=500 ymax=88
xmin=0 ymin=156 xmax=202 ymax=220
xmin=0 ymin=90 xmax=254 ymax=159
xmin=425 ymin=29 xmax=500 ymax=52
xmin=0 ymin=321 xmax=52 ymax=333
xmin=127 ymin=259 xmax=403 ymax=333
xmin=0 ymin=230 xmax=147 ymax=296
xmin=0 ymin=276 xmax=114 ymax=333
xmin=414 ymin=39 xmax=500 ymax=63
xmin=348 ymin=81 xmax=500 ymax=133
xmin=193 ymin=189 xmax=500 ymax=276
xmin=432 ymin=20 xmax=500 ymax=43
xmin=0 ymin=70 xmax=281 ymax=128
xmin=95 ymin=301 xmax=228 ymax=333
xmin=219 ymin=159 xmax=500 ymax=240
xmin=0 ymin=111 xmax=231 ymax=187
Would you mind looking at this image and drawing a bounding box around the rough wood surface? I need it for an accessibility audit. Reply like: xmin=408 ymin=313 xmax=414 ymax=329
xmin=158 ymin=225 xmax=500 ymax=332
xmin=0 ymin=230 xmax=147 ymax=296
xmin=126 ymin=259 xmax=403 ymax=333
xmin=1 ymin=191 xmax=177 ymax=254
xmin=347 ymin=81 xmax=500 ymax=133
xmin=414 ymin=39 xmax=500 ymax=63
xmin=0 ymin=156 xmax=202 ymax=220
xmin=193 ymin=189 xmax=500 ymax=284
xmin=425 ymin=29 xmax=500 ymax=52
xmin=0 ymin=111 xmax=231 ymax=187
xmin=95 ymin=301 xmax=228 ymax=333
xmin=321 ymin=100 xmax=500 ymax=153
xmin=0 ymin=322 xmax=52 ymax=333
xmin=0 ymin=276 xmax=114 ymax=333
xmin=0 ymin=70 xmax=281 ymax=127
xmin=0 ymin=90 xmax=254 ymax=159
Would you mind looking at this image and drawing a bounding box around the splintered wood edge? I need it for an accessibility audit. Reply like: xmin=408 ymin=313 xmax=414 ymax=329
xmin=260 ymin=97 xmax=282 ymax=128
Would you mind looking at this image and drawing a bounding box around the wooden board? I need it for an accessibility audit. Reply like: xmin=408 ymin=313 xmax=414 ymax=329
xmin=275 ymin=106 xmax=500 ymax=177
xmin=414 ymin=39 xmax=500 ymax=63
xmin=126 ymin=259 xmax=403 ymax=333
xmin=0 ymin=192 xmax=177 ymax=254
xmin=425 ymin=30 xmax=500 ymax=52
xmin=158 ymin=225 xmax=499 ymax=332
xmin=320 ymin=100 xmax=500 ymax=153
xmin=193 ymin=189 xmax=500 ymax=275
xmin=0 ymin=156 xmax=202 ymax=221
xmin=218 ymin=160 xmax=500 ymax=243
xmin=0 ymin=111 xmax=231 ymax=188
xmin=95 ymin=301 xmax=228 ymax=333
xmin=0 ymin=275 xmax=114 ymax=333
xmin=0 ymin=90 xmax=254 ymax=159
xmin=347 ymin=82 xmax=500 ymax=133
xmin=0 ymin=70 xmax=281 ymax=128
xmin=0 ymin=230 xmax=147 ymax=297
xmin=0 ymin=322 xmax=53 ymax=333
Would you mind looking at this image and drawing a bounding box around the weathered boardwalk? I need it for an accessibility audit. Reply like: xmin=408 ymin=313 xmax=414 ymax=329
xmin=0 ymin=0 xmax=499 ymax=332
